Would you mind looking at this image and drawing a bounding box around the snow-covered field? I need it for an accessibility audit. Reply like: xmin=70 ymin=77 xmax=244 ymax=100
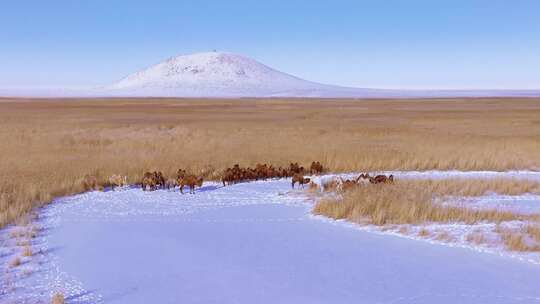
xmin=441 ymin=194 xmax=540 ymax=215
xmin=2 ymin=172 xmax=540 ymax=303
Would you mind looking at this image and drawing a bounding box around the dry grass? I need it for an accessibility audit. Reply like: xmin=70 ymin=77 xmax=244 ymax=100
xmin=497 ymin=226 xmax=540 ymax=252
xmin=466 ymin=231 xmax=487 ymax=246
xmin=338 ymin=177 xmax=540 ymax=196
xmin=502 ymin=234 xmax=536 ymax=251
xmin=398 ymin=226 xmax=409 ymax=234
xmin=51 ymin=293 xmax=65 ymax=304
xmin=8 ymin=256 xmax=21 ymax=268
xmin=434 ymin=231 xmax=456 ymax=242
xmin=314 ymin=178 xmax=540 ymax=252
xmin=525 ymin=225 xmax=540 ymax=243
xmin=424 ymin=178 xmax=540 ymax=197
xmin=16 ymin=239 xmax=30 ymax=247
xmin=418 ymin=228 xmax=430 ymax=237
xmin=498 ymin=224 xmax=540 ymax=252
xmin=22 ymin=246 xmax=32 ymax=257
xmin=313 ymin=179 xmax=539 ymax=226
xmin=1 ymin=97 xmax=539 ymax=228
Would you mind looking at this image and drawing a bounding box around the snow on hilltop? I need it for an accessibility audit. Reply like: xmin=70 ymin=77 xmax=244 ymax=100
xmin=2 ymin=51 xmax=540 ymax=98
xmin=111 ymin=52 xmax=312 ymax=90
xmin=102 ymin=51 xmax=540 ymax=98
xmin=106 ymin=51 xmax=357 ymax=97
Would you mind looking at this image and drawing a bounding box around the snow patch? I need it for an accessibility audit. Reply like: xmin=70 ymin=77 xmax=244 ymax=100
xmin=3 ymin=172 xmax=540 ymax=303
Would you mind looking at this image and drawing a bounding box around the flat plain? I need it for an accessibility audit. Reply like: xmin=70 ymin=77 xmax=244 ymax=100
xmin=1 ymin=97 xmax=539 ymax=227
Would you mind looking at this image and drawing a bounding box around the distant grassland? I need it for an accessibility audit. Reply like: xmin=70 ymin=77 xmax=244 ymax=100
xmin=1 ymin=97 xmax=539 ymax=227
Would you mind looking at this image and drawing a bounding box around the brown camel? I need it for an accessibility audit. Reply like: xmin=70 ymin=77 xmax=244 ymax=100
xmin=141 ymin=172 xmax=157 ymax=191
xmin=292 ymin=173 xmax=311 ymax=189
xmin=369 ymin=174 xmax=394 ymax=184
xmin=82 ymin=174 xmax=100 ymax=191
xmin=179 ymin=175 xmax=204 ymax=194
xmin=310 ymin=161 xmax=324 ymax=175
xmin=108 ymin=174 xmax=127 ymax=190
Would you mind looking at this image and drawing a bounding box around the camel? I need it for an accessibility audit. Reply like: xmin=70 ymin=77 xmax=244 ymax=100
xmin=339 ymin=177 xmax=358 ymax=191
xmin=153 ymin=171 xmax=165 ymax=189
xmin=355 ymin=173 xmax=371 ymax=184
xmin=165 ymin=178 xmax=178 ymax=190
xmin=82 ymin=175 xmax=100 ymax=191
xmin=309 ymin=175 xmax=340 ymax=192
xmin=255 ymin=163 xmax=269 ymax=180
xmin=222 ymin=168 xmax=235 ymax=186
xmin=177 ymin=169 xmax=187 ymax=179
xmin=141 ymin=172 xmax=158 ymax=191
xmin=369 ymin=174 xmax=394 ymax=184
xmin=310 ymin=161 xmax=324 ymax=175
xmin=289 ymin=162 xmax=302 ymax=174
xmin=292 ymin=173 xmax=311 ymax=189
xmin=179 ymin=175 xmax=204 ymax=194
xmin=221 ymin=162 xmax=305 ymax=186
xmin=108 ymin=174 xmax=127 ymax=190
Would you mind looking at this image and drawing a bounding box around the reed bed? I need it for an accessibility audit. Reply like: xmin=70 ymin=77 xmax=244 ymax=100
xmin=313 ymin=178 xmax=540 ymax=252
xmin=312 ymin=179 xmax=540 ymax=226
xmin=1 ymin=97 xmax=539 ymax=227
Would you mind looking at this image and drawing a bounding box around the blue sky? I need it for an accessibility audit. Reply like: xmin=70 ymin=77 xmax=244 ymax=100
xmin=1 ymin=0 xmax=539 ymax=89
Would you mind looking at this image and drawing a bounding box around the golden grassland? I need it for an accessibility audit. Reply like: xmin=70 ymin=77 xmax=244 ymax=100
xmin=313 ymin=178 xmax=540 ymax=252
xmin=312 ymin=178 xmax=540 ymax=226
xmin=1 ymin=97 xmax=540 ymax=227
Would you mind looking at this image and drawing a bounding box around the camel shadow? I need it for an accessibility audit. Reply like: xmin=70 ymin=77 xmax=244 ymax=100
xmin=197 ymin=185 xmax=220 ymax=192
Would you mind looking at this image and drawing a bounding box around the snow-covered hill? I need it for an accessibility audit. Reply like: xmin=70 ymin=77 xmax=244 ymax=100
xmin=2 ymin=51 xmax=540 ymax=98
xmin=104 ymin=52 xmax=540 ymax=98
xmin=105 ymin=51 xmax=375 ymax=97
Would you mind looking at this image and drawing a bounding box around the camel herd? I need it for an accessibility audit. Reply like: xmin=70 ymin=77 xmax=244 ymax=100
xmin=221 ymin=162 xmax=323 ymax=186
xmin=337 ymin=173 xmax=394 ymax=191
xmin=141 ymin=169 xmax=203 ymax=194
xmin=81 ymin=161 xmax=393 ymax=195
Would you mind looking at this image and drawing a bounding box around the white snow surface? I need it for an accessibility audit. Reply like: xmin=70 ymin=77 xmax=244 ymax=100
xmin=442 ymin=194 xmax=540 ymax=215
xmin=102 ymin=52 xmax=438 ymax=98
xmin=2 ymin=52 xmax=540 ymax=98
xmin=2 ymin=172 xmax=540 ymax=303
xmin=107 ymin=52 xmax=326 ymax=95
